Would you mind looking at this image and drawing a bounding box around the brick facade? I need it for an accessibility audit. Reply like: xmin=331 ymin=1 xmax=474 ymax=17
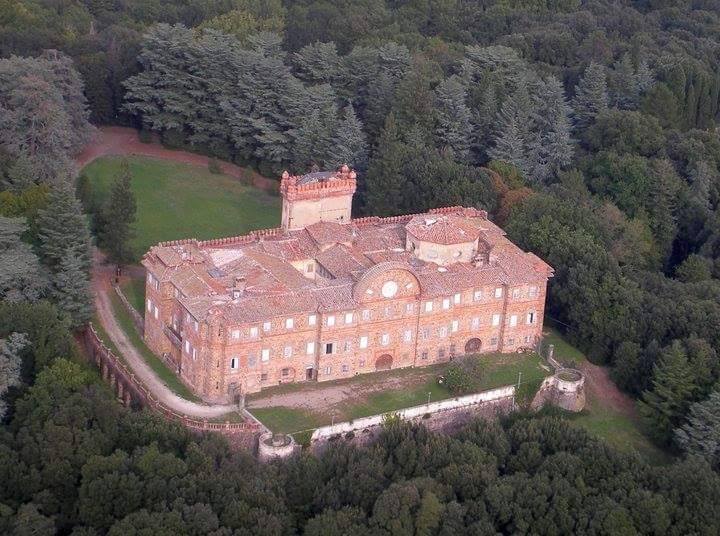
xmin=142 ymin=167 xmax=552 ymax=403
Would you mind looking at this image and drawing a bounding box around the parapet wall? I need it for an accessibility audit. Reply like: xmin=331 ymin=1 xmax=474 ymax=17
xmin=310 ymin=386 xmax=515 ymax=453
xmin=531 ymin=369 xmax=585 ymax=412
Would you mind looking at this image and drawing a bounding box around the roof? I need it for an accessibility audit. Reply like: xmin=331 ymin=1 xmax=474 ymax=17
xmin=142 ymin=207 xmax=553 ymax=323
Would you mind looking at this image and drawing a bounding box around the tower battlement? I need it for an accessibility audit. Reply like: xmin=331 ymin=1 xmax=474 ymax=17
xmin=280 ymin=165 xmax=357 ymax=230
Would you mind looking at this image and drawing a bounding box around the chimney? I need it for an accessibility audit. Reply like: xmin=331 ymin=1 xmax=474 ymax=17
xmin=232 ymin=276 xmax=246 ymax=299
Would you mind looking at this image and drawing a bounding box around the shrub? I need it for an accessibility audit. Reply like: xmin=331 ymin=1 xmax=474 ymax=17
xmin=138 ymin=128 xmax=153 ymax=144
xmin=161 ymin=128 xmax=185 ymax=149
xmin=208 ymin=158 xmax=221 ymax=174
xmin=445 ymin=357 xmax=484 ymax=394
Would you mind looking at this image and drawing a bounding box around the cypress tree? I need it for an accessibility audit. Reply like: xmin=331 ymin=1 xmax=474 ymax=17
xmin=52 ymin=255 xmax=93 ymax=327
xmin=364 ymin=114 xmax=409 ymax=216
xmin=572 ymin=62 xmax=609 ymax=130
xmin=99 ymin=160 xmax=137 ymax=266
xmin=37 ymin=182 xmax=93 ymax=272
xmin=488 ymin=83 xmax=532 ymax=176
xmin=434 ymin=75 xmax=472 ymax=161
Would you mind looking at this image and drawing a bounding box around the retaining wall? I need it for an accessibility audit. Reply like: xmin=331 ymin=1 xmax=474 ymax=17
xmin=113 ymin=284 xmax=145 ymax=335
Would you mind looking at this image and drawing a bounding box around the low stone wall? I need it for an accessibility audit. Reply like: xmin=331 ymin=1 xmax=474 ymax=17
xmin=310 ymin=386 xmax=515 ymax=453
xmin=113 ymin=284 xmax=145 ymax=336
xmin=81 ymin=325 xmax=263 ymax=440
xmin=531 ymin=369 xmax=586 ymax=412
xmin=257 ymin=432 xmax=300 ymax=462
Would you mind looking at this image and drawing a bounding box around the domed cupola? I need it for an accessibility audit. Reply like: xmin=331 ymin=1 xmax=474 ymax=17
xmin=405 ymin=215 xmax=481 ymax=265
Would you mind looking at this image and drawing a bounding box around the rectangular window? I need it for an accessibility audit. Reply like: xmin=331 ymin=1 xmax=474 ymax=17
xmin=359 ymin=359 xmax=365 ymax=367
xmin=381 ymin=333 xmax=390 ymax=346
xmin=147 ymin=298 xmax=152 ymax=312
xmin=473 ymin=290 xmax=482 ymax=301
xmin=495 ymin=287 xmax=503 ymax=298
xmin=450 ymin=344 xmax=456 ymax=355
xmin=403 ymin=329 xmax=412 ymax=342
xmin=421 ymin=350 xmax=428 ymax=360
xmin=324 ymin=366 xmax=332 ymax=375
xmin=471 ymin=317 xmax=480 ymax=329
xmin=529 ymin=286 xmax=538 ymax=298
xmin=344 ymin=340 xmax=351 ymax=352
xmin=306 ymin=342 xmax=315 ymax=354
xmin=193 ymin=320 xmax=198 ymax=332
xmin=492 ymin=314 xmax=501 ymax=327
xmin=231 ymin=329 xmax=240 ymax=340
xmin=154 ymin=306 xmax=159 ymax=320
xmin=439 ymin=326 xmax=447 ymax=338
xmin=285 ymin=318 xmax=294 ymax=329
xmin=507 ymin=338 xmax=515 ymax=346
xmin=327 ymin=315 xmax=335 ymax=327
xmin=345 ymin=312 xmax=353 ymax=324
xmin=248 ymin=353 xmax=256 ymax=367
xmin=422 ymin=328 xmax=430 ymax=340
xmin=192 ymin=348 xmax=197 ymax=360
xmin=524 ymin=335 xmax=532 ymax=344
xmin=527 ymin=312 xmax=536 ymax=324
xmin=490 ymin=337 xmax=498 ymax=346
xmin=282 ymin=368 xmax=290 ymax=377
xmin=453 ymin=293 xmax=461 ymax=304
xmin=451 ymin=320 xmax=459 ymax=332
xmin=510 ymin=315 xmax=518 ymax=327
xmin=342 ymin=364 xmax=349 ymax=373
xmin=362 ymin=309 xmax=370 ymax=321
xmin=283 ymin=345 xmax=292 ymax=358
xmin=263 ymin=321 xmax=271 ymax=332
xmin=249 ymin=326 xmax=258 ymax=338
xmin=360 ymin=336 xmax=368 ymax=349
xmin=306 ymin=264 xmax=314 ymax=273
xmin=438 ymin=347 xmax=446 ymax=359
xmin=230 ymin=357 xmax=239 ymax=370
xmin=260 ymin=373 xmax=268 ymax=381
xmin=261 ymin=349 xmax=270 ymax=362
xmin=512 ymin=288 xmax=521 ymax=299
xmin=184 ymin=340 xmax=190 ymax=354
xmin=325 ymin=342 xmax=334 ymax=354
xmin=424 ymin=301 xmax=433 ymax=313
xmin=442 ymin=298 xmax=450 ymax=309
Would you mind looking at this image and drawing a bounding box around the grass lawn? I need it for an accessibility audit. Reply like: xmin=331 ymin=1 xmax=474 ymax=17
xmin=542 ymin=327 xmax=586 ymax=367
xmin=107 ymin=291 xmax=200 ymax=402
xmin=82 ymin=156 xmax=280 ymax=260
xmin=120 ymin=276 xmax=145 ymax=313
xmin=247 ymin=352 xmax=551 ymax=435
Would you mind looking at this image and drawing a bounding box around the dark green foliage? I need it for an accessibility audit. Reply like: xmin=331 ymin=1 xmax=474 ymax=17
xmin=97 ymin=160 xmax=137 ymax=265
xmin=675 ymin=390 xmax=720 ymax=470
xmin=445 ymin=356 xmax=484 ymax=394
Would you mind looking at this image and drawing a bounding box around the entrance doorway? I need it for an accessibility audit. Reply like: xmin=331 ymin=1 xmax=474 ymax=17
xmin=306 ymin=367 xmax=314 ymax=380
xmin=375 ymin=354 xmax=393 ymax=371
xmin=465 ymin=338 xmax=482 ymax=354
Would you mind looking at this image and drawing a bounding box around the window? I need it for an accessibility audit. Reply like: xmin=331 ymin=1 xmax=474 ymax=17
xmin=450 ymin=344 xmax=456 ymax=355
xmin=406 ymin=303 xmax=414 ymax=314
xmin=250 ymin=326 xmax=258 ymax=338
xmin=507 ymin=338 xmax=515 ymax=346
xmin=490 ymin=337 xmax=498 ymax=346
xmin=471 ymin=317 xmax=480 ymax=329
xmin=381 ymin=333 xmax=390 ymax=346
xmin=284 ymin=345 xmax=292 ymax=358
xmin=529 ymin=286 xmax=538 ymax=298
xmin=438 ymin=347 xmax=446 ymax=359
xmin=524 ymin=335 xmax=532 ymax=344
xmin=527 ymin=312 xmax=536 ymax=324
xmin=263 ymin=321 xmax=271 ymax=332
xmin=422 ymin=328 xmax=430 ymax=340
xmin=285 ymin=318 xmax=294 ymax=329
xmin=261 ymin=349 xmax=270 ymax=362
xmin=230 ymin=357 xmax=239 ymax=370
xmin=512 ymin=288 xmax=521 ymax=299
xmin=324 ymin=366 xmax=332 ymax=375
xmin=248 ymin=353 xmax=256 ymax=367
xmin=362 ymin=309 xmax=371 ymax=321
xmin=193 ymin=320 xmax=198 ymax=332
xmin=192 ymin=348 xmax=197 ymax=360
xmin=260 ymin=373 xmax=268 ymax=381
xmin=282 ymin=368 xmax=290 ymax=377
xmin=359 ymin=359 xmax=365 ymax=367
xmin=345 ymin=312 xmax=353 ymax=324
xmin=439 ymin=326 xmax=447 ymax=338
xmin=231 ymin=329 xmax=240 ymax=340
xmin=154 ymin=306 xmax=159 ymax=320
xmin=343 ymin=340 xmax=351 ymax=352
xmin=306 ymin=342 xmax=315 ymax=354
xmin=421 ymin=350 xmax=428 ymax=360
xmin=403 ymin=329 xmax=412 ymax=342
xmin=359 ymin=336 xmax=368 ymax=349
xmin=451 ymin=320 xmax=459 ymax=332
xmin=473 ymin=290 xmax=482 ymax=301
xmin=325 ymin=343 xmax=334 ymax=354
xmin=492 ymin=314 xmax=501 ymax=326
xmin=306 ymin=264 xmax=314 ymax=273
xmin=453 ymin=293 xmax=461 ymax=304
xmin=424 ymin=301 xmax=433 ymax=313
xmin=342 ymin=364 xmax=349 ymax=373
xmin=184 ymin=340 xmax=190 ymax=354
xmin=327 ymin=315 xmax=335 ymax=327
xmin=509 ymin=315 xmax=518 ymax=327
xmin=442 ymin=298 xmax=450 ymax=310
xmin=147 ymin=298 xmax=153 ymax=312
xmin=495 ymin=287 xmax=503 ymax=298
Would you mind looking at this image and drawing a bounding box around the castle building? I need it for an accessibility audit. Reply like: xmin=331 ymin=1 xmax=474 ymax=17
xmin=141 ymin=166 xmax=553 ymax=403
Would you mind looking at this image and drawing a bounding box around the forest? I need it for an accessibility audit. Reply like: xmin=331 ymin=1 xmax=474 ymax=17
xmin=2 ymin=0 xmax=720 ymax=533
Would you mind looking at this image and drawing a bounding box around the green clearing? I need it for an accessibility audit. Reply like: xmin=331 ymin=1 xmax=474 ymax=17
xmin=542 ymin=327 xmax=586 ymax=366
xmin=120 ymin=276 xmax=145 ymax=313
xmin=247 ymin=352 xmax=550 ymax=435
xmin=82 ymin=156 xmax=280 ymax=260
xmin=107 ymin=290 xmax=200 ymax=402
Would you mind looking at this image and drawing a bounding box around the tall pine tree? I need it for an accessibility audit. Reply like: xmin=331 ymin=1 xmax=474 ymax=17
xmin=99 ymin=160 xmax=137 ymax=266
xmin=326 ymin=104 xmax=368 ymax=171
xmin=52 ymin=255 xmax=93 ymax=327
xmin=675 ymin=390 xmax=720 ymax=470
xmin=572 ymin=62 xmax=609 ymax=130
xmin=364 ymin=114 xmax=409 ymax=216
xmin=434 ymin=75 xmax=472 ymax=161
xmin=488 ymin=82 xmax=532 ymax=176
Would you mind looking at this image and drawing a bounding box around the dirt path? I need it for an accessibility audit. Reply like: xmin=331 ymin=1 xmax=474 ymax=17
xmin=92 ymin=253 xmax=237 ymax=418
xmin=579 ymin=360 xmax=637 ymax=415
xmin=76 ymin=126 xmax=276 ymax=191
xmin=247 ymin=368 xmax=437 ymax=411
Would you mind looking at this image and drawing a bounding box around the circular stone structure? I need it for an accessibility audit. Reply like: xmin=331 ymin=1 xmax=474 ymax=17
xmin=257 ymin=432 xmax=298 ymax=462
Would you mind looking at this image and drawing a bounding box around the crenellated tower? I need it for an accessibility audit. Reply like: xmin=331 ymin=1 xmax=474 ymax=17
xmin=280 ymin=165 xmax=357 ymax=231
